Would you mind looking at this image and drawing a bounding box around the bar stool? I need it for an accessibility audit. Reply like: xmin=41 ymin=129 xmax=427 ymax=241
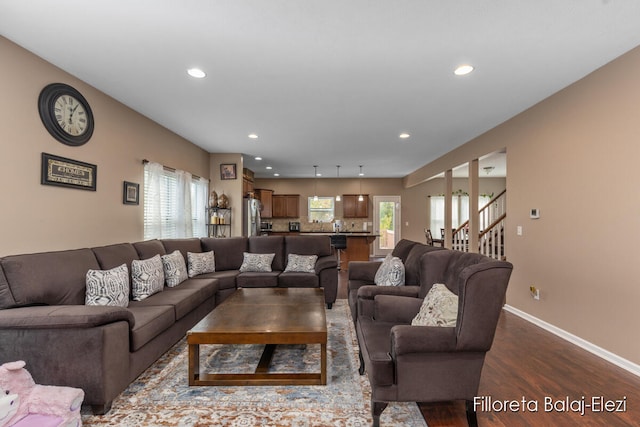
xmin=330 ymin=234 xmax=347 ymax=271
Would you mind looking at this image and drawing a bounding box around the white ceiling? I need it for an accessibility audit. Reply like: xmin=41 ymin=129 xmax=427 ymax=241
xmin=2 ymin=0 xmax=640 ymax=179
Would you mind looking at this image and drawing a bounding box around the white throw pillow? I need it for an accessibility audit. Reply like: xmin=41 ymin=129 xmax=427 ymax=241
xmin=411 ymin=283 xmax=458 ymax=327
xmin=85 ymin=263 xmax=130 ymax=307
xmin=374 ymin=253 xmax=405 ymax=286
xmin=284 ymin=254 xmax=318 ymax=273
xmin=131 ymin=254 xmax=165 ymax=301
xmin=187 ymin=251 xmax=216 ymax=277
xmin=239 ymin=252 xmax=275 ymax=272
xmin=161 ymin=250 xmax=188 ymax=287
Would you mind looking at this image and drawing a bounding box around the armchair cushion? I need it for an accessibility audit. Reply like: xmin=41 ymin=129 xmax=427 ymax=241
xmin=373 ymin=295 xmax=422 ymax=324
xmin=374 ymin=254 xmax=405 ymax=287
xmin=411 ymin=284 xmax=458 ymax=327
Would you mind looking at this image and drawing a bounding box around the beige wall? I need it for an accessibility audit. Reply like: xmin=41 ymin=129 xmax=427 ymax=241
xmin=0 ymin=37 xmax=210 ymax=255
xmin=406 ymin=45 xmax=640 ymax=365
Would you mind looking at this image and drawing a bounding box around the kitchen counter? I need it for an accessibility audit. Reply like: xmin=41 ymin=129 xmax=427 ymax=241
xmin=299 ymin=232 xmax=377 ymax=237
xmin=300 ymin=232 xmax=378 ymax=270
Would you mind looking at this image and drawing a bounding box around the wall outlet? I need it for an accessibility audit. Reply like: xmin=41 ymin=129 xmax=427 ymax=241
xmin=529 ymin=285 xmax=540 ymax=300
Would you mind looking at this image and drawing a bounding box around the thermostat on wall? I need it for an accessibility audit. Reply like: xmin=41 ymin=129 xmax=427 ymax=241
xmin=530 ymin=208 xmax=540 ymax=219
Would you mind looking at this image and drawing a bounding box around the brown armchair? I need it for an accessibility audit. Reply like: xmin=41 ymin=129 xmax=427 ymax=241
xmin=355 ymin=249 xmax=513 ymax=426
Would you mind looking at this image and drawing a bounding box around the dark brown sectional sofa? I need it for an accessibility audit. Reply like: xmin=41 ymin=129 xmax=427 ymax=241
xmin=0 ymin=234 xmax=337 ymax=414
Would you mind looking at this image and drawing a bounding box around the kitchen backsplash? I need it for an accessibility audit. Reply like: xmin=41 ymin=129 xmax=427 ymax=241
xmin=268 ymin=217 xmax=368 ymax=233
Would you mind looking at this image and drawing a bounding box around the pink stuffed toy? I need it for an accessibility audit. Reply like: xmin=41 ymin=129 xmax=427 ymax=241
xmin=0 ymin=361 xmax=84 ymax=427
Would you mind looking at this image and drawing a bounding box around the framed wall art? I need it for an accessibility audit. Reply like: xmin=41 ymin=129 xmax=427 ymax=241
xmin=220 ymin=163 xmax=237 ymax=180
xmin=41 ymin=152 xmax=97 ymax=191
xmin=123 ymin=181 xmax=140 ymax=205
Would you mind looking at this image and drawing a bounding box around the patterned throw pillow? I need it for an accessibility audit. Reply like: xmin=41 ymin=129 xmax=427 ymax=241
xmin=131 ymin=254 xmax=165 ymax=301
xmin=187 ymin=251 xmax=215 ymax=278
xmin=411 ymin=283 xmax=458 ymax=327
xmin=374 ymin=253 xmax=405 ymax=286
xmin=161 ymin=250 xmax=188 ymax=287
xmin=239 ymin=252 xmax=275 ymax=272
xmin=85 ymin=263 xmax=130 ymax=307
xmin=283 ymin=254 xmax=318 ymax=273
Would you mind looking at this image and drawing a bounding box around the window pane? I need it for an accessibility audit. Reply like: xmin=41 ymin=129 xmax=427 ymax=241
xmin=308 ymin=197 xmax=335 ymax=222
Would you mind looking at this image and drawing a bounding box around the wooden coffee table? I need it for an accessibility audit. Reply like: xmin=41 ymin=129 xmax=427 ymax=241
xmin=187 ymin=287 xmax=327 ymax=386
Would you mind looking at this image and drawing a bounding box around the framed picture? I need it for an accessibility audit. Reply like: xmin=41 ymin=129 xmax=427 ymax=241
xmin=123 ymin=181 xmax=140 ymax=205
xmin=41 ymin=152 xmax=97 ymax=191
xmin=220 ymin=163 xmax=237 ymax=180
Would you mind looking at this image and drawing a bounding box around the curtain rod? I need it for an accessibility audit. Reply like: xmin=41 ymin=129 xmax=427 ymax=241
xmin=142 ymin=159 xmax=202 ymax=180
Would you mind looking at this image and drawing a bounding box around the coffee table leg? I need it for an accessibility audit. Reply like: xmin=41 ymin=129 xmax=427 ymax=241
xmin=188 ymin=343 xmax=199 ymax=385
xmin=321 ymin=342 xmax=327 ymax=385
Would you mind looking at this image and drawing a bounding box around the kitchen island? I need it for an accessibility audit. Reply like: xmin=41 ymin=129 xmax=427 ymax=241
xmin=299 ymin=232 xmax=378 ymax=270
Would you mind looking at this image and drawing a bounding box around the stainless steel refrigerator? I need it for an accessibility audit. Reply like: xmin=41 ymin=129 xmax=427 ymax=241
xmin=243 ymin=197 xmax=262 ymax=236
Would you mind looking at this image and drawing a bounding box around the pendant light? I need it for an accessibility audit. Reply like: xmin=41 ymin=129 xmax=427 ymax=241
xmin=358 ymin=165 xmax=364 ymax=202
xmin=313 ymin=165 xmax=319 ymax=201
xmin=335 ymin=165 xmax=341 ymax=202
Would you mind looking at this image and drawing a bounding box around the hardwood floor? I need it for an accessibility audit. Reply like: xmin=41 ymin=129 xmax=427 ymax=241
xmin=337 ymin=270 xmax=640 ymax=426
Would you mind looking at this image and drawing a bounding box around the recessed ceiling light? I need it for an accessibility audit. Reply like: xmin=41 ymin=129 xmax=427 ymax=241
xmin=248 ymin=133 xmax=258 ymax=139
xmin=187 ymin=68 xmax=206 ymax=78
xmin=399 ymin=133 xmax=411 ymax=139
xmin=274 ymin=173 xmax=280 ymax=177
xmin=266 ymin=166 xmax=272 ymax=170
xmin=255 ymin=157 xmax=262 ymax=161
xmin=454 ymin=64 xmax=474 ymax=76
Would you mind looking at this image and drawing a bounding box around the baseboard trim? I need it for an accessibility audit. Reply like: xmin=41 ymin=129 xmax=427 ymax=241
xmin=503 ymin=304 xmax=640 ymax=378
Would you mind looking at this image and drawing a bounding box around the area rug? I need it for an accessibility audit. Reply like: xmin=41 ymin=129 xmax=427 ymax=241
xmin=81 ymin=301 xmax=427 ymax=426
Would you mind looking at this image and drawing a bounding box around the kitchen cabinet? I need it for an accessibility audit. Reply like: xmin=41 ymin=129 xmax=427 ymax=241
xmin=242 ymin=168 xmax=254 ymax=197
xmin=342 ymin=194 xmax=369 ymax=218
xmin=272 ymin=194 xmax=300 ymax=218
xmin=254 ymin=189 xmax=273 ymax=218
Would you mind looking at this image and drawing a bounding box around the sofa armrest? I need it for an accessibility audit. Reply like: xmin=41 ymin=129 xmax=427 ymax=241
xmin=373 ymin=294 xmax=423 ymax=323
xmin=0 ymin=305 xmax=135 ymax=329
xmin=347 ymin=261 xmax=382 ymax=283
xmin=359 ymin=285 xmax=420 ymax=302
xmin=315 ymin=255 xmax=338 ymax=273
xmin=390 ymin=324 xmax=457 ymax=356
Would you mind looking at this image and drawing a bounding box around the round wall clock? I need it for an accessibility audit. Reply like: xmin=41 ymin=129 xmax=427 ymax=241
xmin=38 ymin=83 xmax=94 ymax=146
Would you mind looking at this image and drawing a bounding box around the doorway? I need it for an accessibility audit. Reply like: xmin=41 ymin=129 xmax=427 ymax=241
xmin=373 ymin=196 xmax=401 ymax=257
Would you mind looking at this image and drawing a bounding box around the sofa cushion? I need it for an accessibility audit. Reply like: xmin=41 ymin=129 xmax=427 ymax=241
xmin=248 ymin=236 xmax=285 ymax=271
xmin=161 ymin=250 xmax=188 ymax=287
xmin=132 ymin=239 xmax=166 ymax=259
xmin=127 ymin=305 xmax=175 ymax=351
xmin=187 ymin=251 xmax=215 ymax=277
xmin=374 ymin=254 xmax=405 ymax=287
xmin=404 ymin=244 xmax=439 ymax=285
xmin=278 ymin=272 xmax=319 ymax=288
xmin=239 ymin=252 xmax=275 ymax=272
xmin=0 ymin=249 xmax=100 ymax=307
xmin=197 ymin=270 xmax=239 ymax=291
xmin=201 ymin=237 xmax=248 ymax=271
xmin=129 ymin=285 xmax=203 ymax=320
xmin=167 ymin=278 xmax=218 ymax=302
xmin=283 ymin=254 xmax=317 ymax=273
xmin=161 ymin=238 xmax=203 ymax=259
xmin=411 ymin=283 xmax=458 ymax=327
xmin=285 ymin=235 xmax=332 ymax=257
xmin=85 ymin=264 xmax=130 ymax=307
xmin=92 ymin=243 xmax=140 ymax=271
xmin=236 ymin=272 xmax=279 ymax=288
xmin=131 ymin=255 xmax=164 ymax=301
xmin=391 ymin=239 xmax=419 ymax=264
